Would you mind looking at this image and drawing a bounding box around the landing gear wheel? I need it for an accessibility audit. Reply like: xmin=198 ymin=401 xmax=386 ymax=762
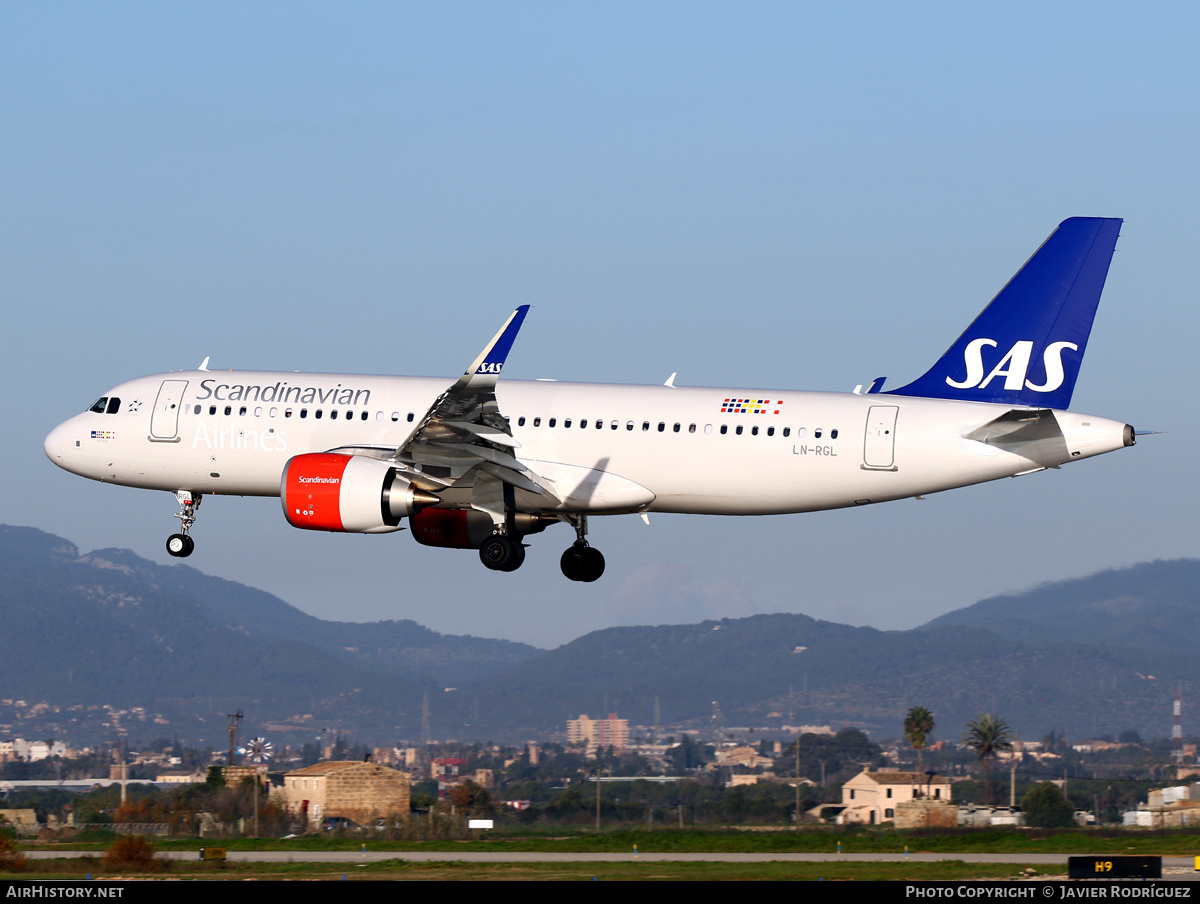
xmin=166 ymin=533 xmax=194 ymax=558
xmin=501 ymin=541 xmax=526 ymax=572
xmin=560 ymin=544 xmax=604 ymax=582
xmin=480 ymin=535 xmax=523 ymax=572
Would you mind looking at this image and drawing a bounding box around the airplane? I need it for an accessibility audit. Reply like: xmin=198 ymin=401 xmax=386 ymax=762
xmin=44 ymin=217 xmax=1135 ymax=583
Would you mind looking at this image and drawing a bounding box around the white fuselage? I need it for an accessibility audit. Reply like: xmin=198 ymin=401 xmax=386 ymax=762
xmin=44 ymin=370 xmax=1132 ymax=517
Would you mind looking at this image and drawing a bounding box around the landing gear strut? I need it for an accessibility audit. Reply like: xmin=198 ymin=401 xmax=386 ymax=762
xmin=479 ymin=533 xmax=526 ymax=572
xmin=166 ymin=490 xmax=200 ymax=558
xmin=559 ymin=515 xmax=605 ymax=582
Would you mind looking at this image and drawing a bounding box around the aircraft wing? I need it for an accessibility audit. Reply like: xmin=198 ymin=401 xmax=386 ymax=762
xmin=360 ymin=306 xmax=559 ymax=509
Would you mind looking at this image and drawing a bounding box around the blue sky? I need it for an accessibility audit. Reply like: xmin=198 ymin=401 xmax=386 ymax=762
xmin=4 ymin=2 xmax=1196 ymax=647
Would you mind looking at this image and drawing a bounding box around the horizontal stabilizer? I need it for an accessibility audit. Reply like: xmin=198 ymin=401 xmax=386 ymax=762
xmin=963 ymin=408 xmax=1069 ymax=467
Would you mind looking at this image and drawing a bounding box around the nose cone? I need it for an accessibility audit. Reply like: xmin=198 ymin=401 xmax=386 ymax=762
xmin=44 ymin=419 xmax=78 ymax=470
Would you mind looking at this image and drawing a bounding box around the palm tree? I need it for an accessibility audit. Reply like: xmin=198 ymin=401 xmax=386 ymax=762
xmin=904 ymin=706 xmax=935 ymax=770
xmin=963 ymin=713 xmax=1013 ymax=804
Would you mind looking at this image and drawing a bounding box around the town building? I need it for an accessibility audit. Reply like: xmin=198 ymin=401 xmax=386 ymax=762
xmin=1124 ymin=783 xmax=1200 ymax=828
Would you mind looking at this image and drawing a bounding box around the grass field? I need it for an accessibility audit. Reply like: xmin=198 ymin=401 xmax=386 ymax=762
xmin=12 ymin=857 xmax=1059 ymax=882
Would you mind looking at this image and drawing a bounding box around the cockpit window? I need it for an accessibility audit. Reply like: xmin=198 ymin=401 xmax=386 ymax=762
xmin=89 ymin=397 xmax=108 ymax=414
xmin=106 ymin=397 xmax=121 ymax=414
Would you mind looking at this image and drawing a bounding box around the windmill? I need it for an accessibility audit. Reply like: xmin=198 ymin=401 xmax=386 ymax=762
xmin=239 ymin=737 xmax=274 ymax=764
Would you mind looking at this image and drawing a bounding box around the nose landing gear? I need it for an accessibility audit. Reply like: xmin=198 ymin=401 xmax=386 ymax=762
xmin=166 ymin=490 xmax=200 ymax=558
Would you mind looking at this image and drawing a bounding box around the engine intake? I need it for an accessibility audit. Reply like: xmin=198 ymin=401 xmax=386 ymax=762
xmin=281 ymin=453 xmax=439 ymax=533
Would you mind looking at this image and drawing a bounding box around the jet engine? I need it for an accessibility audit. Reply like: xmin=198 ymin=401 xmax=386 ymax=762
xmin=281 ymin=453 xmax=439 ymax=533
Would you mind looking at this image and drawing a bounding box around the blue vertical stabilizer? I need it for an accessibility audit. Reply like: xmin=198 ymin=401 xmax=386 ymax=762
xmin=887 ymin=217 xmax=1122 ymax=409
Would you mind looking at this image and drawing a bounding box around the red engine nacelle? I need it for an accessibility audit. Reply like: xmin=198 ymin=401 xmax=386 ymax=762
xmin=281 ymin=453 xmax=439 ymax=533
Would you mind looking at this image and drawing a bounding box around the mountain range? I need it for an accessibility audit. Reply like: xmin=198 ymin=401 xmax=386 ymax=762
xmin=0 ymin=524 xmax=1195 ymax=747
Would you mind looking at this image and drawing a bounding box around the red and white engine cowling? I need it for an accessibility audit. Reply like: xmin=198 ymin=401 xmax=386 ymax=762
xmin=281 ymin=453 xmax=438 ymax=534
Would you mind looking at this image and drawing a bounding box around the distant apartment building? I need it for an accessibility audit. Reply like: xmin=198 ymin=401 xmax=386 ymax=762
xmin=567 ymin=714 xmax=629 ymax=753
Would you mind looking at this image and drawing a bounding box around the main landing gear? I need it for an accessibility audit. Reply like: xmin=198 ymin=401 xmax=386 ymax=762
xmin=476 ymin=513 xmax=605 ymax=581
xmin=479 ymin=533 xmax=526 ymax=572
xmin=559 ymin=515 xmax=604 ymax=583
xmin=166 ymin=490 xmax=200 ymax=558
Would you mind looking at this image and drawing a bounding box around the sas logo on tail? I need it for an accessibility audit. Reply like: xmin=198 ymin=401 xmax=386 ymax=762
xmin=946 ymin=339 xmax=1078 ymax=393
xmin=476 ymin=362 xmax=504 ymax=375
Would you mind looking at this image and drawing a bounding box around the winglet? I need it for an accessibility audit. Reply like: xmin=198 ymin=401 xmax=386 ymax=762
xmin=454 ymin=306 xmax=530 ymax=390
xmin=198 ymin=356 xmax=210 ymax=371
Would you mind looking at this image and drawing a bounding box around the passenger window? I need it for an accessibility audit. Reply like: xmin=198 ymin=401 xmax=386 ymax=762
xmin=89 ymin=397 xmax=108 ymax=414
xmin=255 ymin=407 xmax=263 ymax=417
xmin=391 ymin=412 xmax=400 ymax=422
xmin=407 ymin=413 xmax=415 ymax=422
xmin=673 ymin=423 xmax=680 ymax=433
xmin=580 ymin=419 xmax=587 ymax=428
xmin=704 ymin=424 xmax=712 ymax=435
xmin=565 ymin=418 xmax=572 ymax=428
xmin=224 ymin=406 xmax=232 ymax=416
xmin=534 ymin=417 xmax=541 ymax=427
xmin=736 ymin=425 xmax=744 ymax=435
xmin=767 ymin=426 xmax=774 ymax=436
xmin=518 ymin=417 xmax=526 ymax=426
xmin=752 ymin=426 xmax=759 ymax=436
xmin=658 ymin=422 xmax=665 ymax=432
xmin=815 ymin=428 xmax=823 ymax=439
xmin=689 ymin=423 xmax=696 ymax=433
xmin=285 ymin=409 xmax=293 ymax=418
xmin=239 ymin=406 xmax=247 ymax=417
xmin=783 ymin=427 xmax=790 ymax=437
xmin=720 ymin=425 xmax=728 ymax=435
xmin=270 ymin=408 xmax=278 ymax=418
xmin=549 ymin=418 xmax=556 ymax=427
xmin=376 ymin=411 xmax=383 ymax=421
xmin=610 ymin=420 xmax=618 ymax=430
xmin=344 ymin=410 xmax=352 ymax=420
xmin=626 ymin=421 xmax=634 ymax=431
xmin=831 ymin=428 xmax=839 ymax=439
xmin=194 ymin=405 xmax=201 ymax=415
xmin=315 ymin=410 xmax=323 ymax=419
xmin=330 ymin=410 xmax=338 ymax=419
xmin=300 ymin=409 xmax=308 ymax=419
xmin=797 ymin=427 xmax=807 ymax=438
xmin=209 ymin=405 xmax=217 ymax=415
xmin=361 ymin=411 xmax=368 ymax=421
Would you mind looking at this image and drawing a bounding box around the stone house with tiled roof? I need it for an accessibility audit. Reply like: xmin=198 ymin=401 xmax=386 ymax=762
xmin=282 ymin=761 xmax=410 ymax=830
xmin=839 ymin=768 xmax=952 ymax=825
